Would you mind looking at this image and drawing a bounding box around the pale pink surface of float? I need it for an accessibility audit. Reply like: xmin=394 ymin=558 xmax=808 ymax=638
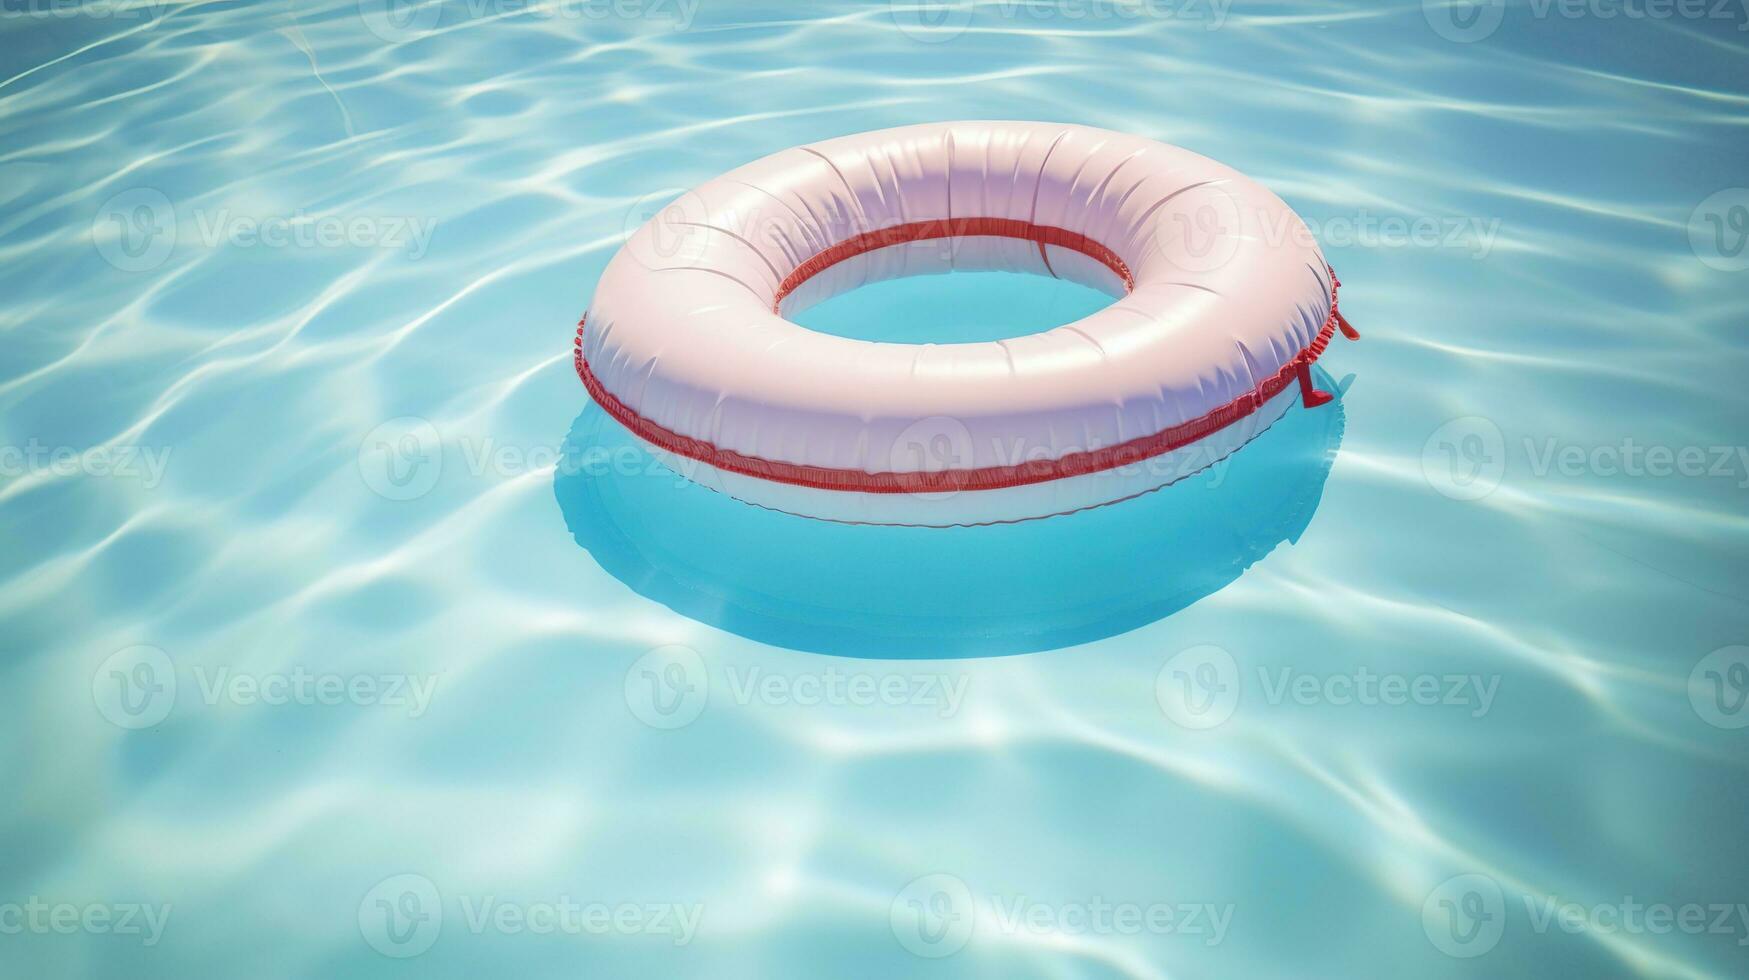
xmin=578 ymin=121 xmax=1353 ymax=525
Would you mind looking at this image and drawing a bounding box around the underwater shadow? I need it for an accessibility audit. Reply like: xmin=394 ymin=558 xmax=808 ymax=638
xmin=555 ymin=371 xmax=1348 ymax=659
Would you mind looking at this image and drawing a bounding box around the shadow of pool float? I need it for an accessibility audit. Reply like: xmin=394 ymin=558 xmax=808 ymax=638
xmin=555 ymin=369 xmax=1347 ymax=659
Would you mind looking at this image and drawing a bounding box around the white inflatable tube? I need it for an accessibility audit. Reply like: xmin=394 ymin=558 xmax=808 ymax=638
xmin=577 ymin=121 xmax=1357 ymax=526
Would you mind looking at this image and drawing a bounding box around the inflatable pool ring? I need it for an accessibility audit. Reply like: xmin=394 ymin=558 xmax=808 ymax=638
xmin=575 ymin=121 xmax=1358 ymax=526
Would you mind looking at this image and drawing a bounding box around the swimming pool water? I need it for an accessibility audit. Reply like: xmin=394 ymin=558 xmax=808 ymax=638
xmin=791 ymin=269 xmax=1114 ymax=342
xmin=2 ymin=2 xmax=1747 ymax=978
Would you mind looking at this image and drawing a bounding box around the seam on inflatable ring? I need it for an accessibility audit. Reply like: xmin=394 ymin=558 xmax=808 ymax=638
xmin=575 ymin=264 xmax=1346 ymax=495
xmin=771 ymin=217 xmax=1135 ymax=311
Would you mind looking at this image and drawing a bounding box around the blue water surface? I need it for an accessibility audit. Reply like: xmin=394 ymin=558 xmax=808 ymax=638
xmin=2 ymin=2 xmax=1747 ymax=978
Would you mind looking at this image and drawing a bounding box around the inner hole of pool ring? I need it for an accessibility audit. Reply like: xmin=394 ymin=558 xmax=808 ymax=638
xmin=780 ymin=234 xmax=1124 ymax=345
